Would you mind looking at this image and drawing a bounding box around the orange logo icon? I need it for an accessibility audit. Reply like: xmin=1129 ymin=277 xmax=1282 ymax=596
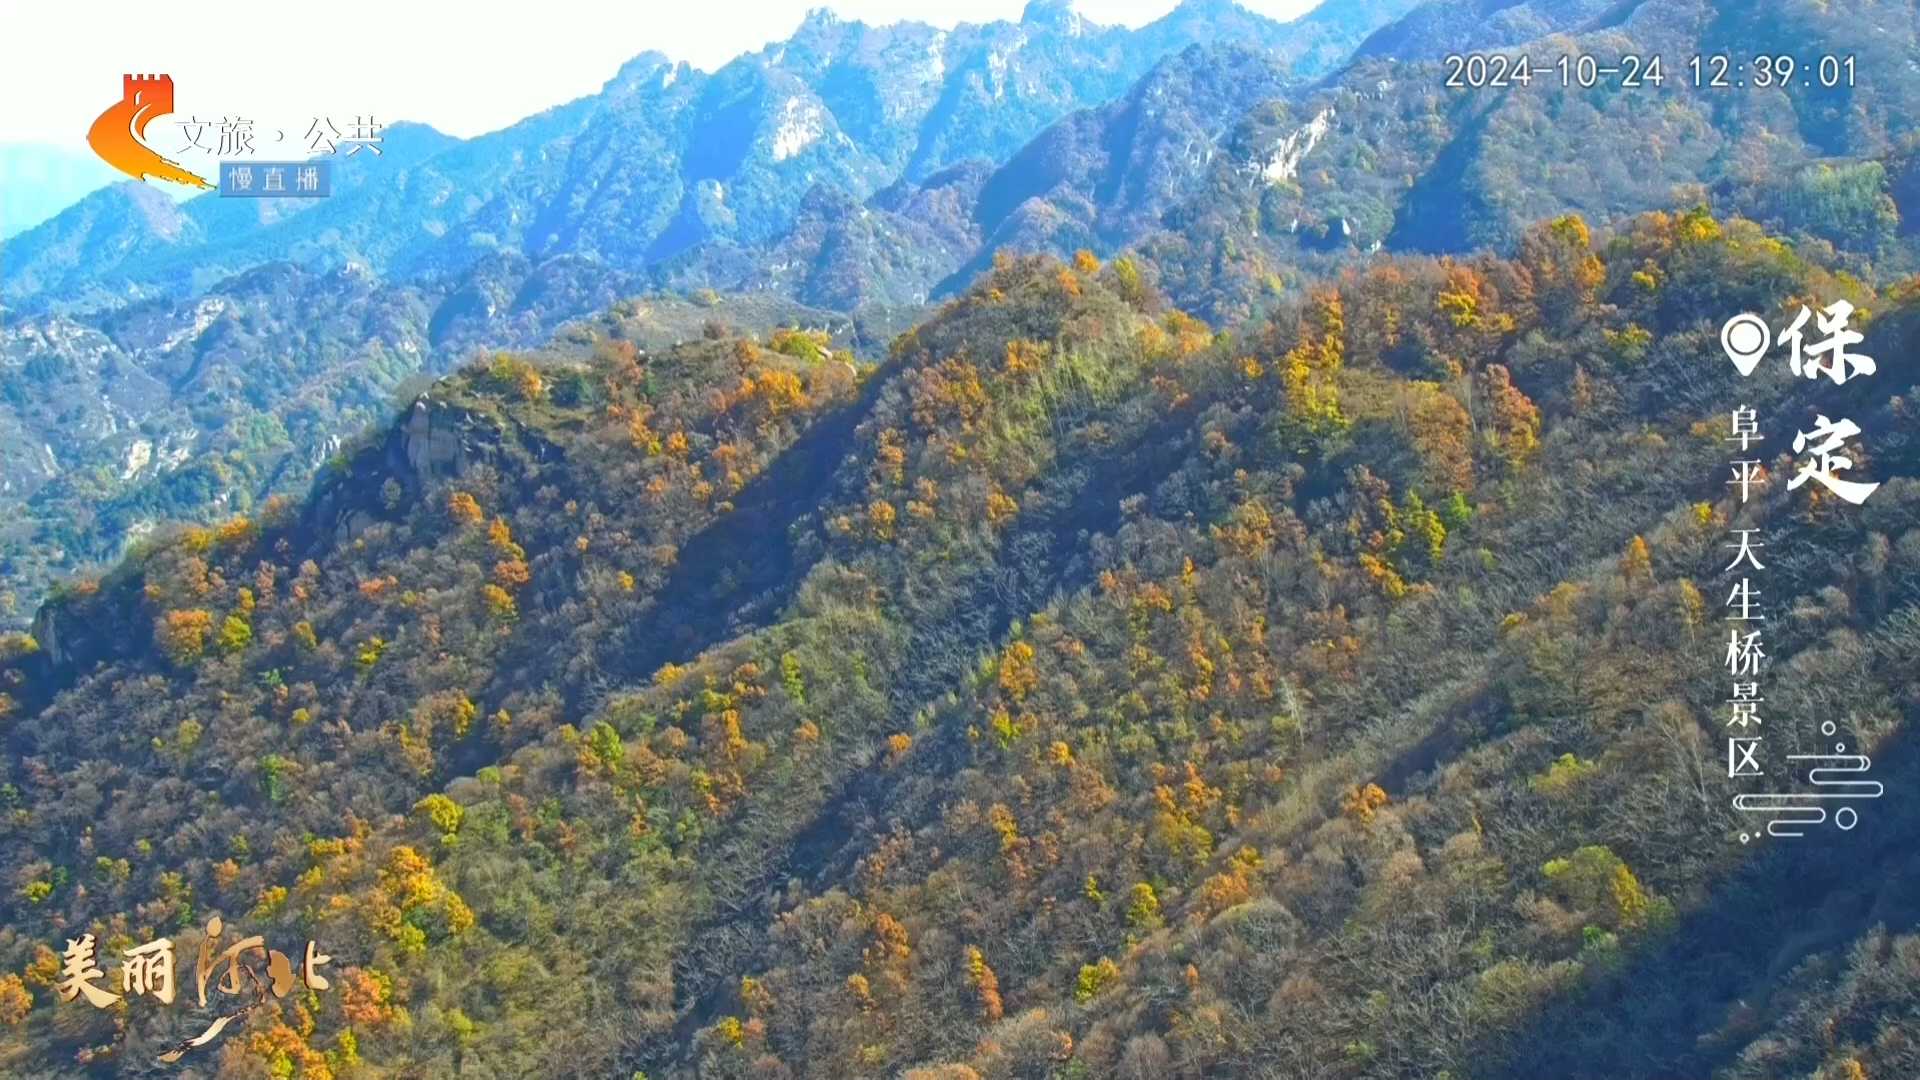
xmin=87 ymin=74 xmax=214 ymax=189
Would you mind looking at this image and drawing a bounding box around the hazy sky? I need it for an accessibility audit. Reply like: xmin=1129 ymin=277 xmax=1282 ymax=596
xmin=0 ymin=0 xmax=1323 ymax=146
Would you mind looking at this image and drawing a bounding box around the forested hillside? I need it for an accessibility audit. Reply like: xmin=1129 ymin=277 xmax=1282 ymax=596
xmin=7 ymin=0 xmax=1920 ymax=1075
xmin=0 ymin=0 xmax=1436 ymax=631
xmin=10 ymin=0 xmax=1918 ymax=635
xmin=3 ymin=205 xmax=1916 ymax=1078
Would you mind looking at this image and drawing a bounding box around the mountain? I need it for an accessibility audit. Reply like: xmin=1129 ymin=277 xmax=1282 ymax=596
xmin=0 ymin=123 xmax=460 ymax=309
xmin=8 ymin=1 xmax=1920 ymax=1076
xmin=0 ymin=0 xmax=1377 ymax=313
xmin=645 ymin=34 xmax=1310 ymax=311
xmin=0 ymin=0 xmax=1442 ymax=628
xmin=1350 ymin=0 xmax=1622 ymax=62
xmin=11 ymin=0 xmax=1920 ymax=644
xmin=650 ymin=168 xmax=992 ymax=310
xmin=943 ymin=40 xmax=1301 ymax=294
xmin=0 ymin=143 xmax=128 ymax=240
xmin=0 ymin=182 xmax=201 ymax=307
xmin=3 ymin=207 xmax=1918 ymax=1078
xmin=0 ymin=252 xmax=860 ymax=633
xmin=1117 ymin=0 xmax=1920 ymax=320
xmin=11 ymin=0 xmax=1920 ymax=637
xmin=693 ymin=0 xmax=1920 ymax=328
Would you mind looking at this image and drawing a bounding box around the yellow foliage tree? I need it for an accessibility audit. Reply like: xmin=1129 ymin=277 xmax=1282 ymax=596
xmin=0 ymin=973 xmax=30 ymax=1025
xmin=1620 ymin=535 xmax=1653 ymax=588
xmin=155 ymin=609 xmax=214 ymax=666
xmin=997 ymin=641 xmax=1038 ymax=701
xmin=1277 ymin=290 xmax=1349 ymax=449
xmin=1341 ymin=782 xmax=1390 ymax=825
xmin=965 ymin=946 xmax=1004 ymax=1022
xmin=447 ymin=491 xmax=484 ymax=525
xmin=1479 ymin=364 xmax=1540 ymax=468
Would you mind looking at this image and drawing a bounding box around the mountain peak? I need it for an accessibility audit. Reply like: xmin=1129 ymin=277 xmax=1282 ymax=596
xmin=71 ymin=179 xmax=189 ymax=235
xmin=601 ymin=50 xmax=681 ymax=98
xmin=1142 ymin=0 xmax=1275 ymax=43
xmin=1021 ymin=0 xmax=1082 ymax=30
xmin=1163 ymin=0 xmax=1251 ymax=21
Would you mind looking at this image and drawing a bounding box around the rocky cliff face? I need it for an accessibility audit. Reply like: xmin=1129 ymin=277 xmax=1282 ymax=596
xmin=301 ymin=387 xmax=581 ymax=557
xmin=16 ymin=391 xmax=534 ymax=706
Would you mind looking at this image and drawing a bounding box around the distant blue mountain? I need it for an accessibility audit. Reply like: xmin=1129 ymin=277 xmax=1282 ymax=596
xmin=0 ymin=143 xmax=130 ymax=240
xmin=0 ymin=123 xmax=459 ymax=306
xmin=1 ymin=0 xmax=1407 ymax=311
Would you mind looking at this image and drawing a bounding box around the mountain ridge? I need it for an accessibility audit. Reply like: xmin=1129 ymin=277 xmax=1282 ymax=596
xmin=2 ymin=0 xmax=1366 ymax=312
xmin=4 ymin=210 xmax=1918 ymax=1078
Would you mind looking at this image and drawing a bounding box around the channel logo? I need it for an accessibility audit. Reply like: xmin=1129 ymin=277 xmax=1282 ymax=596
xmin=87 ymin=74 xmax=214 ymax=189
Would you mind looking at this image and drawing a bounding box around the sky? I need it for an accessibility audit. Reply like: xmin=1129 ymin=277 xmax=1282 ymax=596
xmin=0 ymin=0 xmax=1323 ymax=145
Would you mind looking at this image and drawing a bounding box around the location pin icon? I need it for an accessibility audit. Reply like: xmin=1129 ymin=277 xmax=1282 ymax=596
xmin=1720 ymin=313 xmax=1771 ymax=377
